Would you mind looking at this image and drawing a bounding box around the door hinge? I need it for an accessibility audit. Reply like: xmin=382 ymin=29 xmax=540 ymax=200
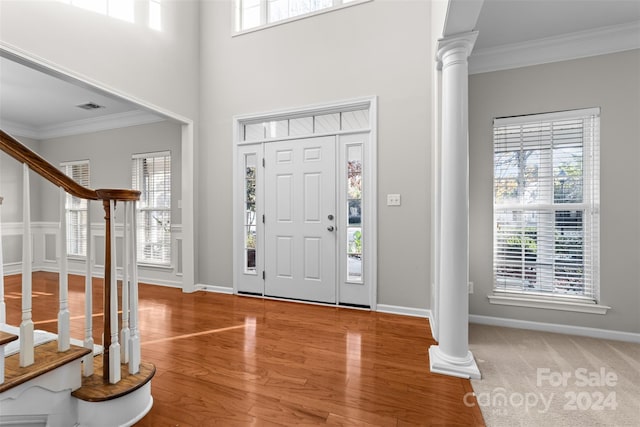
xmin=262 ymin=271 xmax=265 ymax=280
xmin=262 ymin=158 xmax=265 ymax=167
xmin=262 ymin=214 xmax=265 ymax=223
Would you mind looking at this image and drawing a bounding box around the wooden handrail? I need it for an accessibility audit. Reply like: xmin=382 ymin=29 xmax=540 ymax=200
xmin=1 ymin=130 xmax=98 ymax=200
xmin=1 ymin=128 xmax=141 ymax=384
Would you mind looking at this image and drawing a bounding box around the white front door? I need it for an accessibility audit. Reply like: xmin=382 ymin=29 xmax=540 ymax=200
xmin=264 ymin=136 xmax=337 ymax=303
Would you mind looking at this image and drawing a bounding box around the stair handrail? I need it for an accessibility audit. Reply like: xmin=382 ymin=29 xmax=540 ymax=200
xmin=1 ymin=130 xmax=98 ymax=200
xmin=0 ymin=129 xmax=141 ymax=384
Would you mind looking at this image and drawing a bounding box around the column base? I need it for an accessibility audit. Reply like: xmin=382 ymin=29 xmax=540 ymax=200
xmin=429 ymin=345 xmax=481 ymax=379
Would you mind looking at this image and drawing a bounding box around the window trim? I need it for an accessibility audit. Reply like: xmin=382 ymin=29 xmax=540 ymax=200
xmin=232 ymin=0 xmax=373 ymax=36
xmin=132 ymin=150 xmax=172 ymax=267
xmin=487 ymin=293 xmax=610 ymax=315
xmin=61 ymin=159 xmax=90 ymax=259
xmin=491 ymin=107 xmax=601 ymax=310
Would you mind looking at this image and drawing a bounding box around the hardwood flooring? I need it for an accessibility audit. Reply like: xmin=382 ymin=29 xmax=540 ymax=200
xmin=3 ymin=272 xmax=484 ymax=426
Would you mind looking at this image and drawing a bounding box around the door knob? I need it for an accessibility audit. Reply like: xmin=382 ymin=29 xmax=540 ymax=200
xmin=327 ymin=225 xmax=335 ymax=232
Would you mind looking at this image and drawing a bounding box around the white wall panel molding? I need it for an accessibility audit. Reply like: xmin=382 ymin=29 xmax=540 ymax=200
xmin=1 ymin=221 xmax=183 ymax=288
xmin=470 ymin=21 xmax=640 ymax=74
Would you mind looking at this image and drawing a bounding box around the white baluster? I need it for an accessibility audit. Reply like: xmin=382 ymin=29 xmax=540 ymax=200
xmin=128 ymin=200 xmax=140 ymax=374
xmin=58 ymin=188 xmax=70 ymax=351
xmin=0 ymin=196 xmax=6 ymax=324
xmin=108 ymin=200 xmax=121 ymax=384
xmin=120 ymin=202 xmax=130 ymax=364
xmin=20 ymin=164 xmax=34 ymax=367
xmin=83 ymin=201 xmax=94 ymax=376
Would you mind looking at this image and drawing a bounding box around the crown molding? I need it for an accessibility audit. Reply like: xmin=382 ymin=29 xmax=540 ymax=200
xmin=0 ymin=120 xmax=41 ymax=140
xmin=470 ymin=21 xmax=640 ymax=75
xmin=1 ymin=110 xmax=165 ymax=140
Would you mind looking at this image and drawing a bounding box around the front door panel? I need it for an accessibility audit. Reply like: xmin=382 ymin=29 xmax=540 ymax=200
xmin=265 ymin=136 xmax=336 ymax=303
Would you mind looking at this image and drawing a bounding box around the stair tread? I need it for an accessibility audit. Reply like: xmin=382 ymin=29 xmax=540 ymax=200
xmin=0 ymin=331 xmax=19 ymax=346
xmin=0 ymin=341 xmax=91 ymax=393
xmin=72 ymin=356 xmax=155 ymax=402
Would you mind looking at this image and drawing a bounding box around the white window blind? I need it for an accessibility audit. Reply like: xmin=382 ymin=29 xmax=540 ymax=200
xmin=493 ymin=108 xmax=600 ymax=301
xmin=61 ymin=161 xmax=90 ymax=257
xmin=132 ymin=152 xmax=171 ymax=266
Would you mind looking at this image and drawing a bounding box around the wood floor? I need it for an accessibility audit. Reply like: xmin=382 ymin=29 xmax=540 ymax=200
xmin=4 ymin=272 xmax=484 ymax=426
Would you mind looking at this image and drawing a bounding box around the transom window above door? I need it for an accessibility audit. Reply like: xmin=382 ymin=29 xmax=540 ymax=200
xmin=234 ymin=0 xmax=372 ymax=34
xmin=242 ymin=107 xmax=370 ymax=142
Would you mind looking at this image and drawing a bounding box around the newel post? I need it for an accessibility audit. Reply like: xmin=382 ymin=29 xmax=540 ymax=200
xmin=97 ymin=189 xmax=140 ymax=383
xmin=102 ymin=199 xmax=113 ymax=381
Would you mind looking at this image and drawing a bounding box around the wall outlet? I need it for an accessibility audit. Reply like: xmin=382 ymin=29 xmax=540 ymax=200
xmin=468 ymin=281 xmax=474 ymax=294
xmin=387 ymin=194 xmax=401 ymax=206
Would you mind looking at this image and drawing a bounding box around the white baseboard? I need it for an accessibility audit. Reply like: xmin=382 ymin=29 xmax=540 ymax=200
xmin=195 ymin=283 xmax=234 ymax=294
xmin=469 ymin=314 xmax=640 ymax=344
xmin=376 ymin=304 xmax=430 ymax=318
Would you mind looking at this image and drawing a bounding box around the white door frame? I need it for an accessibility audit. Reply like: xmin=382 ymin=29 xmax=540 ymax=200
xmin=232 ymin=96 xmax=378 ymax=309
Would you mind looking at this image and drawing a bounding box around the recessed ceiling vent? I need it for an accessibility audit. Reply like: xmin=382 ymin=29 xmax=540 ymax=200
xmin=76 ymin=102 xmax=105 ymax=110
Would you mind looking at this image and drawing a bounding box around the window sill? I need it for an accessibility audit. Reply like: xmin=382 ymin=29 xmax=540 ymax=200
xmin=487 ymin=294 xmax=610 ymax=314
xmin=138 ymin=263 xmax=173 ymax=271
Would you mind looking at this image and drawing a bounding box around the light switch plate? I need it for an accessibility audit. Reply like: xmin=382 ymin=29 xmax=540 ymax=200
xmin=387 ymin=194 xmax=401 ymax=206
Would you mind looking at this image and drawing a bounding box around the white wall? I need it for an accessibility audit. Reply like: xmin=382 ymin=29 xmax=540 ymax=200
xmin=469 ymin=50 xmax=640 ymax=333
xmin=199 ymin=0 xmax=434 ymax=308
xmin=0 ymin=0 xmax=199 ymax=121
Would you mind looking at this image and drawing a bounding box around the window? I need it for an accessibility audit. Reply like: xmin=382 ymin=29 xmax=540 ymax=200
xmin=242 ymin=107 xmax=369 ymax=141
xmin=244 ymin=153 xmax=258 ymax=274
xmin=59 ymin=0 xmax=135 ymax=23
xmin=132 ymin=152 xmax=171 ymax=266
xmin=61 ymin=161 xmax=90 ymax=257
xmin=235 ymin=0 xmax=369 ymax=33
xmin=493 ymin=108 xmax=599 ymax=301
xmin=346 ymin=144 xmax=363 ymax=282
xmin=149 ymin=0 xmax=162 ymax=31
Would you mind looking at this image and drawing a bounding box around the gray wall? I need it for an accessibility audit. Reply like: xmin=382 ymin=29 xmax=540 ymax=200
xmin=37 ymin=121 xmax=182 ymax=225
xmin=469 ymin=49 xmax=640 ymax=333
xmin=199 ymin=0 xmax=434 ymax=307
xmin=0 ymin=136 xmax=42 ymax=222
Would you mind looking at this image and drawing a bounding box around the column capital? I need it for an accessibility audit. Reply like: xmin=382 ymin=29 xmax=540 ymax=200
xmin=436 ymin=31 xmax=478 ymax=69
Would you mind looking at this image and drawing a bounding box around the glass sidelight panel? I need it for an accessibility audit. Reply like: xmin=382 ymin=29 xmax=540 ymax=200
xmin=244 ymin=154 xmax=258 ymax=273
xmin=346 ymin=144 xmax=363 ymax=282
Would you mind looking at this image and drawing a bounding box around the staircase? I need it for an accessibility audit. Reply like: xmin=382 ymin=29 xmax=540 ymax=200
xmin=0 ymin=130 xmax=155 ymax=426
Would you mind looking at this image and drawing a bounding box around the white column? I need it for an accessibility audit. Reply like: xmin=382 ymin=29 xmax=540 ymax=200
xmin=0 ymin=196 xmax=5 ymax=324
xmin=58 ymin=188 xmax=70 ymax=351
xmin=20 ymin=164 xmax=34 ymax=367
xmin=429 ymin=32 xmax=481 ymax=379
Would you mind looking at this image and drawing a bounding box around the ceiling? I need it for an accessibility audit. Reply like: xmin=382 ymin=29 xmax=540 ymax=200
xmin=0 ymin=0 xmax=639 ymax=138
xmin=474 ymin=0 xmax=640 ymax=50
xmin=0 ymin=56 xmax=163 ymax=140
